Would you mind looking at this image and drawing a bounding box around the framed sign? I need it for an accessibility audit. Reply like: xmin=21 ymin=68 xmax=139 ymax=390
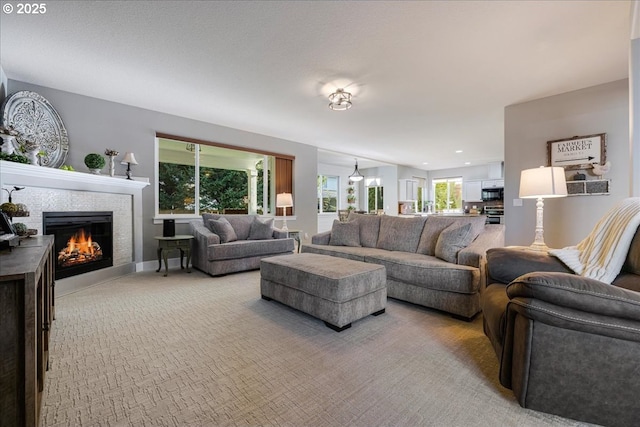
xmin=547 ymin=133 xmax=606 ymax=170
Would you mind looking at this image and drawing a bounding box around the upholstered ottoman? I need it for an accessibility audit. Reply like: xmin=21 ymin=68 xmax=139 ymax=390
xmin=260 ymin=253 xmax=387 ymax=331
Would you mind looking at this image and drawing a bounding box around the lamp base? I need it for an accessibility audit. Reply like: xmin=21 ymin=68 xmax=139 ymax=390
xmin=526 ymin=242 xmax=549 ymax=252
xmin=281 ymin=218 xmax=288 ymax=232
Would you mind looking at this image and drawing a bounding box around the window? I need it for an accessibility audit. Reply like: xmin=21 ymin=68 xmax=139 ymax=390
xmin=317 ymin=175 xmax=338 ymax=213
xmin=433 ymin=177 xmax=462 ymax=213
xmin=365 ymin=177 xmax=384 ymax=212
xmin=156 ymin=134 xmax=292 ymax=217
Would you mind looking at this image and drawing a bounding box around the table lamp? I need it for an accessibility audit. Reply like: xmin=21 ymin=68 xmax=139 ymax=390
xmin=276 ymin=193 xmax=293 ymax=231
xmin=519 ymin=166 xmax=567 ymax=251
xmin=120 ymin=152 xmax=138 ymax=180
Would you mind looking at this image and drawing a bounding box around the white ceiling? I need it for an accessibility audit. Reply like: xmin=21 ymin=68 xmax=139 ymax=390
xmin=0 ymin=1 xmax=632 ymax=170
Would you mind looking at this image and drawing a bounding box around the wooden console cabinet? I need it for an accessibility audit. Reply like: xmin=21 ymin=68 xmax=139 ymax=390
xmin=0 ymin=235 xmax=55 ymax=427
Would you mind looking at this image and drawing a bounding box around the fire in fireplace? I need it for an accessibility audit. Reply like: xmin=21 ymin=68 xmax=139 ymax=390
xmin=58 ymin=228 xmax=103 ymax=267
xmin=43 ymin=211 xmax=113 ymax=280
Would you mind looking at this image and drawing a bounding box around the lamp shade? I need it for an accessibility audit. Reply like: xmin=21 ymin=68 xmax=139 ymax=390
xmin=519 ymin=166 xmax=567 ymax=199
xmin=120 ymin=152 xmax=138 ymax=165
xmin=276 ymin=193 xmax=293 ymax=208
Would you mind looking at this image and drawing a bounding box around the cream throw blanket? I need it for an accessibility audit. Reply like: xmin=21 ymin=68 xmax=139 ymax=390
xmin=549 ymin=197 xmax=640 ymax=284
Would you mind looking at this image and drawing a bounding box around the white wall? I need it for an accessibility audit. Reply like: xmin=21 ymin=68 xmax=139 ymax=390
xmin=504 ymin=79 xmax=630 ymax=248
xmin=0 ymin=65 xmax=7 ymax=102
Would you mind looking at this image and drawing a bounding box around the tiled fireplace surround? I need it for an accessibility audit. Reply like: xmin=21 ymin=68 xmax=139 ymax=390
xmin=0 ymin=160 xmax=149 ymax=295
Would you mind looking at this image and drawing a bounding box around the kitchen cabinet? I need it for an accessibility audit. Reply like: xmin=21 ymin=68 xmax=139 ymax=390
xmin=463 ymin=180 xmax=483 ymax=202
xmin=481 ymin=179 xmax=504 ymax=189
xmin=398 ymin=179 xmax=418 ymax=201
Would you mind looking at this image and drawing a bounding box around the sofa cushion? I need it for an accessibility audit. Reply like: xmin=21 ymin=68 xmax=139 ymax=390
xmin=248 ymin=217 xmax=274 ymax=240
xmin=435 ymin=223 xmax=474 ymax=263
xmin=207 ymin=238 xmax=293 ymax=261
xmin=207 ymin=217 xmax=238 ymax=243
xmin=364 ymin=250 xmax=480 ymax=294
xmin=376 ymin=215 xmax=427 ymax=253
xmin=202 ymin=213 xmax=255 ymax=240
xmin=302 ymin=243 xmax=391 ymax=262
xmin=329 ymin=220 xmax=361 ymax=247
xmin=417 ymin=216 xmax=486 ymax=256
xmin=347 ymin=212 xmax=381 ymax=248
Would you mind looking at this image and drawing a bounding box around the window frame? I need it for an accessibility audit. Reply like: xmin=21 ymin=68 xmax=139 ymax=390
xmin=317 ymin=174 xmax=339 ymax=214
xmin=154 ymin=133 xmax=294 ymax=220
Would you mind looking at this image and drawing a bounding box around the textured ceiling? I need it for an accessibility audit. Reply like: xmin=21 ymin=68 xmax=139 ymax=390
xmin=0 ymin=1 xmax=632 ymax=170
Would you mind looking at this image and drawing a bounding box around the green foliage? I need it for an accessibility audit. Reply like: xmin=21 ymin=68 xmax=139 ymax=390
xmin=0 ymin=152 xmax=29 ymax=163
xmin=84 ymin=153 xmax=106 ymax=169
xmin=13 ymin=222 xmax=27 ymax=235
xmin=0 ymin=202 xmax=17 ymax=214
xmin=158 ymin=163 xmax=254 ymax=214
xmin=59 ymin=165 xmax=75 ymax=171
xmin=199 ymin=167 xmax=248 ymax=211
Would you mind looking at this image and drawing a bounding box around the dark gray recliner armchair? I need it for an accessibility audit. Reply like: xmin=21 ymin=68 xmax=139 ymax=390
xmin=481 ymin=226 xmax=640 ymax=426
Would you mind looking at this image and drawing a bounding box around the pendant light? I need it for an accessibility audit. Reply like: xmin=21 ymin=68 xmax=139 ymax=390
xmin=349 ymin=158 xmax=364 ymax=182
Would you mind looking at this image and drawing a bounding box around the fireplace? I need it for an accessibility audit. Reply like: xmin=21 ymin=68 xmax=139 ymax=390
xmin=43 ymin=211 xmax=114 ymax=280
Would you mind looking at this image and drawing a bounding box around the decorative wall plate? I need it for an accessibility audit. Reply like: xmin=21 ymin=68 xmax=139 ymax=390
xmin=1 ymin=91 xmax=69 ymax=167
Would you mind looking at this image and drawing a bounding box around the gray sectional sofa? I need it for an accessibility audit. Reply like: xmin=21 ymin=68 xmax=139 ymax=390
xmin=303 ymin=213 xmax=505 ymax=319
xmin=190 ymin=214 xmax=294 ymax=276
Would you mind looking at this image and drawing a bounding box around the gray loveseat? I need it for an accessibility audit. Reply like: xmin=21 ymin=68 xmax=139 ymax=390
xmin=190 ymin=214 xmax=294 ymax=276
xmin=303 ymin=213 xmax=505 ymax=319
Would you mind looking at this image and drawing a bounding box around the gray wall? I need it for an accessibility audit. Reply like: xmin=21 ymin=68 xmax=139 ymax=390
xmin=504 ymin=79 xmax=630 ymax=248
xmin=5 ymin=80 xmax=319 ymax=262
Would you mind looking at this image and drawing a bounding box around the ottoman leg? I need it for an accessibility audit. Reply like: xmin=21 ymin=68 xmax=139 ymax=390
xmin=261 ymin=295 xmax=272 ymax=301
xmin=372 ymin=308 xmax=386 ymax=316
xmin=324 ymin=321 xmax=351 ymax=332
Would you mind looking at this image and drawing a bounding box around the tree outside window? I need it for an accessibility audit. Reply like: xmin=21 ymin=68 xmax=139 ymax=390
xmin=157 ymin=138 xmax=276 ymax=216
xmin=365 ymin=177 xmax=384 ymax=212
xmin=433 ymin=177 xmax=462 ymax=212
xmin=317 ymin=175 xmax=338 ymax=213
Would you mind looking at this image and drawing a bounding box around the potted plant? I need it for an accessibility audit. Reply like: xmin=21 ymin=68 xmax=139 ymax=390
xmin=84 ymin=153 xmax=106 ymax=174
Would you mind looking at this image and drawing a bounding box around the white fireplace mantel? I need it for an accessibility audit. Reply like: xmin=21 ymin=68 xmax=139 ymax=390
xmin=0 ymin=160 xmax=150 ymax=273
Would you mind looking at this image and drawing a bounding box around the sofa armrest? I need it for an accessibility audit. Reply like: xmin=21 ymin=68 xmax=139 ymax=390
xmin=507 ymin=271 xmax=640 ymax=323
xmin=311 ymin=231 xmax=331 ymax=245
xmin=190 ymin=221 xmax=221 ymax=246
xmin=487 ymin=247 xmax=571 ymax=285
xmin=458 ymin=224 xmax=505 ymax=268
xmin=272 ymin=227 xmax=288 ymax=239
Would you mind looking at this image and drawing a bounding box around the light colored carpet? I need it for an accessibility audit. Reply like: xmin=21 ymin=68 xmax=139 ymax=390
xmin=42 ymin=269 xmax=588 ymax=427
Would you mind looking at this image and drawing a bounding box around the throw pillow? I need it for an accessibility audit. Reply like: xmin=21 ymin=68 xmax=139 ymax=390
xmin=248 ymin=217 xmax=274 ymax=240
xmin=435 ymin=223 xmax=474 ymax=263
xmin=207 ymin=217 xmax=238 ymax=243
xmin=329 ymin=220 xmax=361 ymax=247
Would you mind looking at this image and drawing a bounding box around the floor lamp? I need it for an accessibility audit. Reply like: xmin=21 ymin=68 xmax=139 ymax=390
xmin=276 ymin=193 xmax=293 ymax=232
xmin=519 ymin=166 xmax=567 ymax=251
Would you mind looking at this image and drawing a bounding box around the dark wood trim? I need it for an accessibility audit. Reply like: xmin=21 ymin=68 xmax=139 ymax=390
xmin=155 ymin=132 xmax=295 ymax=161
xmin=275 ymin=158 xmax=294 ymax=216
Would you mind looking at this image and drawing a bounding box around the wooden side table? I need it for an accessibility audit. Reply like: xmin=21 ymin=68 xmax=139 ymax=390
xmin=154 ymin=235 xmax=194 ymax=276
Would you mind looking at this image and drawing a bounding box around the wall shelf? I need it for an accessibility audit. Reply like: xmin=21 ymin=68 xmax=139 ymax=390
xmin=566 ymin=179 xmax=610 ymax=196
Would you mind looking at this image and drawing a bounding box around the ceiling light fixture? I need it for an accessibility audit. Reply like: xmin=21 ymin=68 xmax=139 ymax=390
xmin=349 ymin=158 xmax=364 ymax=181
xmin=328 ymin=89 xmax=352 ymax=111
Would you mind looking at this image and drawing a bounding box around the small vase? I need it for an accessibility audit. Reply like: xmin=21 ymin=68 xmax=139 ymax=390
xmin=27 ymin=149 xmax=39 ymax=165
xmin=89 ymin=168 xmax=101 ymax=175
xmin=108 ymin=156 xmax=116 ymax=177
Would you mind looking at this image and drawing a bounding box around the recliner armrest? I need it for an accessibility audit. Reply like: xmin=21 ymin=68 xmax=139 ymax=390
xmin=507 ymin=272 xmax=640 ymax=323
xmin=487 ymin=247 xmax=571 ymax=285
